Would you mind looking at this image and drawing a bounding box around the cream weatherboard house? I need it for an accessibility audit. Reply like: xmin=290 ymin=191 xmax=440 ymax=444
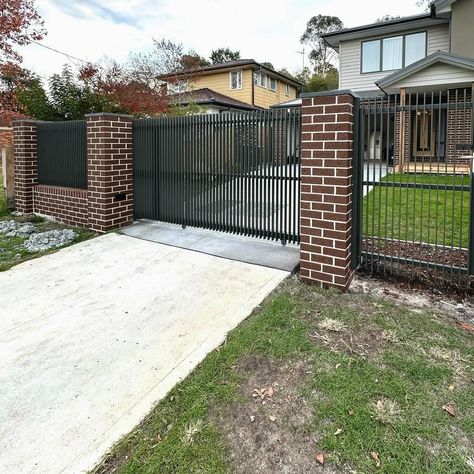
xmin=317 ymin=0 xmax=474 ymax=173
xmin=160 ymin=59 xmax=301 ymax=112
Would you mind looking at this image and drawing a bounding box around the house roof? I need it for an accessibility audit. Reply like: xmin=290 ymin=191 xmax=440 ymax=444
xmin=322 ymin=12 xmax=450 ymax=51
xmin=160 ymin=60 xmax=303 ymax=87
xmin=376 ymin=51 xmax=474 ymax=91
xmin=271 ymin=98 xmax=302 ymax=109
xmin=170 ymin=88 xmax=259 ymax=111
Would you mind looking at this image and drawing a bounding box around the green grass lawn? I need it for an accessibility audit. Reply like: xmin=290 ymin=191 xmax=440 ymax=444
xmin=94 ymin=279 xmax=474 ymax=474
xmin=364 ymin=173 xmax=471 ymax=248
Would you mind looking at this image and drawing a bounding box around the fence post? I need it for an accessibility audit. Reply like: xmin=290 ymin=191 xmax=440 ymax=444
xmin=12 ymin=119 xmax=38 ymax=213
xmin=85 ymin=113 xmax=134 ymax=233
xmin=299 ymin=91 xmax=357 ymax=291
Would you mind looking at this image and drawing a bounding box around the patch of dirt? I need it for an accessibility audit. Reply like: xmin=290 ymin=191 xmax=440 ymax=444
xmin=212 ymin=356 xmax=346 ymax=473
xmin=309 ymin=320 xmax=389 ymax=360
xmin=350 ymin=274 xmax=474 ymax=326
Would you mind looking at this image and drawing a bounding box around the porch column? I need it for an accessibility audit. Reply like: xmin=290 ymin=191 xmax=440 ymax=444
xmin=299 ymin=91 xmax=356 ymax=291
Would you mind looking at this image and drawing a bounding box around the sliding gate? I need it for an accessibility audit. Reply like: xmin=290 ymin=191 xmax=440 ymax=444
xmin=134 ymin=110 xmax=301 ymax=244
xmin=353 ymin=89 xmax=473 ymax=289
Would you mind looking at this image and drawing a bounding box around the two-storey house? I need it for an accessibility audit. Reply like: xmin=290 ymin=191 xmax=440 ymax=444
xmin=160 ymin=59 xmax=302 ymax=112
xmin=322 ymin=0 xmax=474 ymax=172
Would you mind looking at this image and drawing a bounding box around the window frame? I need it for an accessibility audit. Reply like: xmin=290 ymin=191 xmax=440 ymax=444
xmin=254 ymin=71 xmax=267 ymax=88
xmin=285 ymin=83 xmax=290 ymax=96
xmin=229 ymin=70 xmax=242 ymax=90
xmin=360 ymin=30 xmax=427 ymax=74
xmin=269 ymin=76 xmax=277 ymax=91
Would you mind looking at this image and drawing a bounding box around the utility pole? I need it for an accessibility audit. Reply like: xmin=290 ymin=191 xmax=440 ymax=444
xmin=296 ymin=48 xmax=305 ymax=72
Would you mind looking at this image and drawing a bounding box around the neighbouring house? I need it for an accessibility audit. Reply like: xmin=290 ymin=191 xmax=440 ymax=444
xmin=320 ymin=0 xmax=474 ymax=172
xmin=170 ymin=87 xmax=259 ymax=113
xmin=160 ymin=59 xmax=302 ymax=112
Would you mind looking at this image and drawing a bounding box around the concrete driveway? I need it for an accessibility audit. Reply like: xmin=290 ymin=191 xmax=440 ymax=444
xmin=0 ymin=233 xmax=288 ymax=474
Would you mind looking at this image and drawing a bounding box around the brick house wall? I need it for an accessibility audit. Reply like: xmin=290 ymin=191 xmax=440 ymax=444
xmin=446 ymin=89 xmax=472 ymax=165
xmin=0 ymin=127 xmax=13 ymax=150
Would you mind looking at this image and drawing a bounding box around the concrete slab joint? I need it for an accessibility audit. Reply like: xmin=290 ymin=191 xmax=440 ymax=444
xmin=299 ymin=93 xmax=355 ymax=291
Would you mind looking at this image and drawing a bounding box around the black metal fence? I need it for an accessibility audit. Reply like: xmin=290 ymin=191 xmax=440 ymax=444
xmin=353 ymin=89 xmax=473 ymax=289
xmin=134 ymin=109 xmax=301 ymax=244
xmin=37 ymin=120 xmax=87 ymax=189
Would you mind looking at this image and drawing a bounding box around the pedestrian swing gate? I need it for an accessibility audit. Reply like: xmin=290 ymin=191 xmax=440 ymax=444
xmin=352 ymin=89 xmax=474 ymax=288
xmin=133 ymin=109 xmax=301 ymax=244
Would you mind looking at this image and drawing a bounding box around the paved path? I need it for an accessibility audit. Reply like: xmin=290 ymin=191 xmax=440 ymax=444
xmin=0 ymin=233 xmax=288 ymax=473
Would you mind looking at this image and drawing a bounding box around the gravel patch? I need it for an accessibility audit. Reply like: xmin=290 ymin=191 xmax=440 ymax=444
xmin=0 ymin=220 xmax=37 ymax=237
xmin=23 ymin=229 xmax=78 ymax=253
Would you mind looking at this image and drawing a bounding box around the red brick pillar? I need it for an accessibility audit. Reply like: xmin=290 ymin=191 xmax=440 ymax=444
xmin=13 ymin=119 xmax=38 ymax=213
xmin=299 ymin=92 xmax=356 ymax=290
xmin=86 ymin=113 xmax=133 ymax=233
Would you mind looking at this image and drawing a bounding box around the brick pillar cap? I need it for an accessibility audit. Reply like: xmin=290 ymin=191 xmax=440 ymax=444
xmin=301 ymin=89 xmax=360 ymax=99
xmin=85 ymin=112 xmax=134 ymax=119
xmin=12 ymin=119 xmax=37 ymax=125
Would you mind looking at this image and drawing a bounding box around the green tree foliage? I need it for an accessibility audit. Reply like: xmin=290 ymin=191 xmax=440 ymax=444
xmin=376 ymin=14 xmax=401 ymax=23
xmin=209 ymin=48 xmax=241 ymax=64
xmin=300 ymin=15 xmax=343 ymax=75
xmin=294 ymin=66 xmax=338 ymax=93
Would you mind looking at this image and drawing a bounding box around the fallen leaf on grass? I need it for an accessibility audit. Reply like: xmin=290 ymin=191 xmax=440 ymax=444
xmin=252 ymin=386 xmax=274 ymax=401
xmin=442 ymin=404 xmax=456 ymax=417
xmin=334 ymin=428 xmax=343 ymax=436
xmin=457 ymin=321 xmax=474 ymax=334
xmin=316 ymin=453 xmax=324 ymax=465
xmin=269 ymin=415 xmax=276 ymax=422
xmin=335 ymin=363 xmax=341 ymax=369
xmin=370 ymin=451 xmax=381 ymax=467
xmin=266 ymin=386 xmax=274 ymax=398
xmin=448 ymin=384 xmax=455 ymax=391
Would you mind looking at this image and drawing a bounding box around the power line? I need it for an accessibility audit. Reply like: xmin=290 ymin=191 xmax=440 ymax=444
xmin=31 ymin=40 xmax=90 ymax=65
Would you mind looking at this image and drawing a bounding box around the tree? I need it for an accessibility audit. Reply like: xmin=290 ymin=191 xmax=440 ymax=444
xmin=209 ymin=48 xmax=241 ymax=64
xmin=300 ymin=15 xmax=343 ymax=76
xmin=304 ymin=68 xmax=339 ymax=93
xmin=376 ymin=15 xmax=401 ymax=23
xmin=416 ymin=0 xmax=432 ymax=10
xmin=0 ymin=0 xmax=46 ymax=63
xmin=180 ymin=51 xmax=209 ymax=70
xmin=261 ymin=62 xmax=274 ymax=70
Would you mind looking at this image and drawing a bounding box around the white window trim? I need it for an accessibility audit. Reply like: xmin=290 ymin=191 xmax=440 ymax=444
xmin=269 ymin=76 xmax=277 ymax=92
xmin=285 ymin=84 xmax=290 ymax=96
xmin=254 ymin=71 xmax=267 ymax=88
xmin=229 ymin=70 xmax=242 ymax=90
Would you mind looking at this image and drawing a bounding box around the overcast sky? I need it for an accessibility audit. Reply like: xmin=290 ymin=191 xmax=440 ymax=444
xmin=21 ymin=0 xmax=425 ymax=80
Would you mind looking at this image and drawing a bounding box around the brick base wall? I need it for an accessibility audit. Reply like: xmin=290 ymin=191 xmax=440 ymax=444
xmin=33 ymin=185 xmax=88 ymax=227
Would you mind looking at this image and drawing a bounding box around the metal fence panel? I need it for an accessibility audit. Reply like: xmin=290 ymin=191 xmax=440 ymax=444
xmin=133 ymin=109 xmax=301 ymax=244
xmin=353 ymin=89 xmax=473 ymax=289
xmin=37 ymin=120 xmax=87 ymax=189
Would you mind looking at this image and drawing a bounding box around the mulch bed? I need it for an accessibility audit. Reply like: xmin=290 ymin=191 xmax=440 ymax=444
xmin=361 ymin=238 xmax=472 ymax=294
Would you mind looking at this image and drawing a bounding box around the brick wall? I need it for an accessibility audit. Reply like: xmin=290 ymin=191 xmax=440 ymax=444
xmin=446 ymin=88 xmax=472 ymax=165
xmin=34 ymin=185 xmax=88 ymax=227
xmin=299 ymin=92 xmax=355 ymax=290
xmin=0 ymin=127 xmax=13 ymax=150
xmin=86 ymin=113 xmax=133 ymax=233
xmin=13 ymin=120 xmax=38 ymax=213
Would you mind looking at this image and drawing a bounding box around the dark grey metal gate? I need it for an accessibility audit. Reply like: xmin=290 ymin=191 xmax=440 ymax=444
xmin=352 ymin=89 xmax=473 ymax=289
xmin=134 ymin=109 xmax=301 ymax=244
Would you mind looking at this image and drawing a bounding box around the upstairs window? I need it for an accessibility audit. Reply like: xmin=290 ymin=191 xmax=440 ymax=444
xmin=285 ymin=83 xmax=290 ymax=96
xmin=362 ymin=40 xmax=381 ymax=73
xmin=229 ymin=70 xmax=242 ymax=90
xmin=382 ymin=36 xmax=402 ymax=70
xmin=405 ymin=32 xmax=427 ymax=66
xmin=269 ymin=77 xmax=277 ymax=91
xmin=254 ymin=72 xmax=266 ymax=87
xmin=361 ymin=31 xmax=427 ymax=73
